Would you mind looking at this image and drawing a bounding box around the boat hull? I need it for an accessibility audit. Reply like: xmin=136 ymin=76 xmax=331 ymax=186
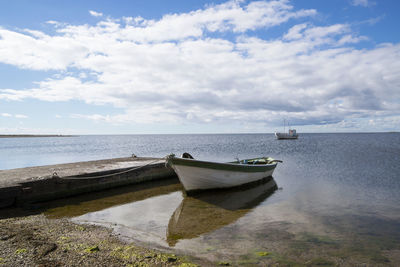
xmin=167 ymin=157 xmax=277 ymax=192
xmin=275 ymin=132 xmax=298 ymax=139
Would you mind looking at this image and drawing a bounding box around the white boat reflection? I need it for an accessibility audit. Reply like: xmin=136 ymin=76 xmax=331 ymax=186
xmin=167 ymin=178 xmax=278 ymax=246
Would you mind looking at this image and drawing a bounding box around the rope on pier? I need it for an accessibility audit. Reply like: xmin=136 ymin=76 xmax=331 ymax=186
xmin=54 ymin=158 xmax=164 ymax=180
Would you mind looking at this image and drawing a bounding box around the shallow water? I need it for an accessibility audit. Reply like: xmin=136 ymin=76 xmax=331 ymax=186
xmin=2 ymin=133 xmax=400 ymax=265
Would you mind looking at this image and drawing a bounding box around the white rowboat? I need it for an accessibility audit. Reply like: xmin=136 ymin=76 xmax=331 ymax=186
xmin=166 ymin=154 xmax=281 ymax=192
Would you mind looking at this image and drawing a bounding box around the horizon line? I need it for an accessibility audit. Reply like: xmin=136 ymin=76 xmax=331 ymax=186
xmin=0 ymin=131 xmax=398 ymax=137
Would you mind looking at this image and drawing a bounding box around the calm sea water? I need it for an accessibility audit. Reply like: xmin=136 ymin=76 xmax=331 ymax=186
xmin=2 ymin=133 xmax=400 ymax=265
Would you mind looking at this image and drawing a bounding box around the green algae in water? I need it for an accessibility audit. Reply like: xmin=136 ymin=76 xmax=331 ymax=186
xmin=255 ymin=251 xmax=270 ymax=257
xmin=15 ymin=248 xmax=27 ymax=254
xmin=85 ymin=245 xmax=100 ymax=253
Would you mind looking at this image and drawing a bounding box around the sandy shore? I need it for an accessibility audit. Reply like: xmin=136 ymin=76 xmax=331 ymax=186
xmin=0 ymin=213 xmax=206 ymax=266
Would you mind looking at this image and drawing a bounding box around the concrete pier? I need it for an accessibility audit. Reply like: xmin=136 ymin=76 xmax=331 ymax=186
xmin=0 ymin=157 xmax=175 ymax=208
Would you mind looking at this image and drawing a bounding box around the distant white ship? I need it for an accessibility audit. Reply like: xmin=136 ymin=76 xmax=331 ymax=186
xmin=275 ymin=120 xmax=298 ymax=139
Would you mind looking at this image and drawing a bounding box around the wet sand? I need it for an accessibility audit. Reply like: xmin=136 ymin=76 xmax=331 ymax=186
xmin=0 ymin=214 xmax=205 ymax=266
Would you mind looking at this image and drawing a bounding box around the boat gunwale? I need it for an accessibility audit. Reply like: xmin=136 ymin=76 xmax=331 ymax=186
xmin=167 ymin=157 xmax=277 ymax=173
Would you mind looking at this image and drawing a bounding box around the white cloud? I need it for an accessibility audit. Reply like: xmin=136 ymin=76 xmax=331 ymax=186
xmin=283 ymin=23 xmax=308 ymax=40
xmin=0 ymin=113 xmax=28 ymax=119
xmin=0 ymin=28 xmax=88 ymax=70
xmin=0 ymin=0 xmax=399 ymax=131
xmin=351 ymin=0 xmax=375 ymax=7
xmin=358 ymin=15 xmax=384 ymax=26
xmin=15 ymin=114 xmax=28 ymax=119
xmin=89 ymin=10 xmax=103 ymax=17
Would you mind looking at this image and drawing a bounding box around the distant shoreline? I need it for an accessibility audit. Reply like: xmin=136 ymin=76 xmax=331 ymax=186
xmin=0 ymin=135 xmax=75 ymax=138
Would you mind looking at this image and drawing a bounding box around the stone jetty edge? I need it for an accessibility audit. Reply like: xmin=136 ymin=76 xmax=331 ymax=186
xmin=0 ymin=157 xmax=176 ymax=208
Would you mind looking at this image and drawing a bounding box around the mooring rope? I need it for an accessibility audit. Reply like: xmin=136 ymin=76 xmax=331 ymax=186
xmin=54 ymin=158 xmax=165 ymax=180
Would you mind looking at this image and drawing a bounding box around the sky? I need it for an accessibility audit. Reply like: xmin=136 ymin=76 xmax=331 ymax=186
xmin=0 ymin=0 xmax=399 ymax=134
